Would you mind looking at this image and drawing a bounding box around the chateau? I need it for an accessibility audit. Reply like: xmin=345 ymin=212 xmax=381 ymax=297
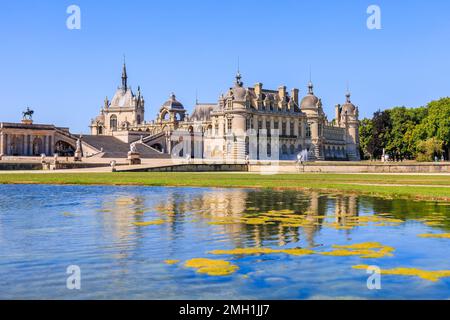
xmin=89 ymin=63 xmax=360 ymax=161
xmin=0 ymin=62 xmax=360 ymax=161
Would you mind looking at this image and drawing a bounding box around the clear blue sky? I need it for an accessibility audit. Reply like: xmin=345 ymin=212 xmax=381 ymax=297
xmin=1 ymin=0 xmax=449 ymax=133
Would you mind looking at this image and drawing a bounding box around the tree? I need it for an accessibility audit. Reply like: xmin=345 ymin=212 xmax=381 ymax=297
xmin=358 ymin=97 xmax=449 ymax=162
xmin=413 ymin=98 xmax=450 ymax=159
xmin=384 ymin=106 xmax=426 ymax=160
xmin=359 ymin=118 xmax=373 ymax=160
xmin=370 ymin=110 xmax=391 ymax=159
xmin=416 ymin=137 xmax=444 ymax=162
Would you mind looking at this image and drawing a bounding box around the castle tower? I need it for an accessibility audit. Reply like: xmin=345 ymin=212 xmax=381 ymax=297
xmin=90 ymin=61 xmax=145 ymax=135
xmin=340 ymin=90 xmax=360 ymax=160
xmin=300 ymin=81 xmax=326 ymax=160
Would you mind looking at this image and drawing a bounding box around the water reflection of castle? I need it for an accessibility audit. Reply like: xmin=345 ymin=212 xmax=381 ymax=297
xmin=96 ymin=190 xmax=360 ymax=250
xmin=154 ymin=190 xmax=360 ymax=248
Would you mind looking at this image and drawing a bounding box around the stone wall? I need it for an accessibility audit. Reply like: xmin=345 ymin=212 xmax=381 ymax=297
xmin=0 ymin=162 xmax=43 ymax=171
xmin=122 ymin=164 xmax=248 ymax=173
xmin=249 ymin=163 xmax=450 ymax=174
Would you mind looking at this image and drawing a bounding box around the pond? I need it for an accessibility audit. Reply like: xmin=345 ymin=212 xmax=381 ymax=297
xmin=0 ymin=185 xmax=449 ymax=299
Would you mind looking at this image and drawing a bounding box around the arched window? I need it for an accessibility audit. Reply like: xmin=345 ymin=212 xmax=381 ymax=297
xmin=290 ymin=145 xmax=295 ymax=155
xmin=137 ymin=115 xmax=141 ymax=125
xmin=110 ymin=115 xmax=118 ymax=131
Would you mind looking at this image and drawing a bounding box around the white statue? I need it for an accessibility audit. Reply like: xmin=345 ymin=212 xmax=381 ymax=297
xmin=130 ymin=143 xmax=137 ymax=153
xmin=76 ymin=139 xmax=81 ymax=152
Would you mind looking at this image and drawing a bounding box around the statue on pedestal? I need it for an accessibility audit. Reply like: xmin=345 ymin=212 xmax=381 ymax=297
xmin=127 ymin=142 xmax=141 ymax=165
xmin=22 ymin=107 xmax=34 ymax=124
xmin=74 ymin=138 xmax=82 ymax=162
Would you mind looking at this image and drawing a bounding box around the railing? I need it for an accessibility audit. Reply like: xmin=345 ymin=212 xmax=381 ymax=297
xmin=323 ymin=126 xmax=345 ymax=141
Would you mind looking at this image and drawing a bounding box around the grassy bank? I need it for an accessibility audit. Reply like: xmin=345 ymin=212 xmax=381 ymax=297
xmin=1 ymin=172 xmax=450 ymax=201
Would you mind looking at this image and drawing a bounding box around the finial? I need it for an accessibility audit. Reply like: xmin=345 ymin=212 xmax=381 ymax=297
xmin=195 ymin=89 xmax=199 ymax=105
xmin=308 ymin=81 xmax=314 ymax=95
xmin=346 ymin=82 xmax=351 ymax=103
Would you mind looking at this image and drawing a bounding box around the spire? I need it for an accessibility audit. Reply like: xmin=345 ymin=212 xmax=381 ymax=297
xmin=235 ymin=57 xmax=243 ymax=87
xmin=308 ymin=65 xmax=314 ymax=94
xmin=121 ymin=55 xmax=128 ymax=91
xmin=137 ymin=85 xmax=141 ymax=100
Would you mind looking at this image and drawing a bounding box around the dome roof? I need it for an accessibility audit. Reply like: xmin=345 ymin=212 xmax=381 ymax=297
xmin=300 ymin=82 xmax=319 ymax=109
xmin=232 ymin=86 xmax=247 ymax=101
xmin=162 ymin=93 xmax=184 ymax=110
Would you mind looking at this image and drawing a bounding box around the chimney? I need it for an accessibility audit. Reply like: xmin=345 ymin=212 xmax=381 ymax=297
xmin=278 ymin=86 xmax=287 ymax=100
xmin=255 ymin=83 xmax=263 ymax=96
xmin=291 ymin=88 xmax=299 ymax=104
xmin=335 ymin=104 xmax=341 ymax=126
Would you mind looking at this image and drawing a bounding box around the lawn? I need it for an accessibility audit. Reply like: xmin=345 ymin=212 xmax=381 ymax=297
xmin=1 ymin=172 xmax=450 ymax=201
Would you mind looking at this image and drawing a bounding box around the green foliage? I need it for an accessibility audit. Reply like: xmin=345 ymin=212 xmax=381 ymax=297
xmin=359 ymin=118 xmax=373 ymax=160
xmin=416 ymin=137 xmax=444 ymax=162
xmin=359 ymin=98 xmax=450 ymax=160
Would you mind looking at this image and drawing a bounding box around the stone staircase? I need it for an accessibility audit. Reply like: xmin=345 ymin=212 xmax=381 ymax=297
xmin=82 ymin=135 xmax=169 ymax=159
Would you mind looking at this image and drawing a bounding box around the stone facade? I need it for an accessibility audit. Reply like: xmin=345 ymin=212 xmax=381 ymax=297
xmin=90 ymin=64 xmax=360 ymax=161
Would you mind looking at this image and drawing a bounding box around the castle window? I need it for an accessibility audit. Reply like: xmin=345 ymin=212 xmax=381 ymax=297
xmin=306 ymin=123 xmax=311 ymax=138
xmin=290 ymin=121 xmax=294 ymax=136
xmin=215 ymin=124 xmax=219 ymax=135
xmin=282 ymin=122 xmax=286 ymax=136
xmin=227 ymin=119 xmax=232 ymax=133
xmin=110 ymin=115 xmax=118 ymax=131
xmin=137 ymin=115 xmax=141 ymax=125
xmin=282 ymin=144 xmax=288 ymax=155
